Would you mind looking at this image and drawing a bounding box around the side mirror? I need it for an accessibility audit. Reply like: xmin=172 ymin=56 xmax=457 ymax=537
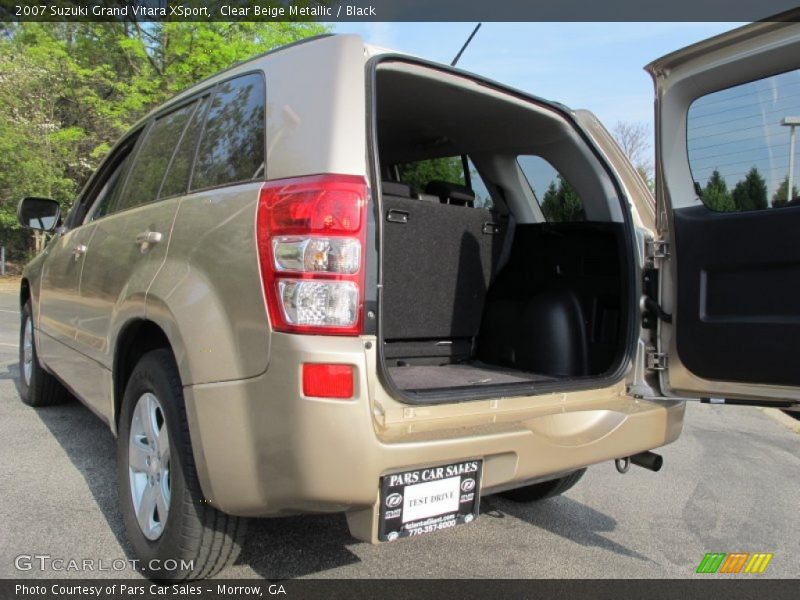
xmin=17 ymin=197 xmax=61 ymax=232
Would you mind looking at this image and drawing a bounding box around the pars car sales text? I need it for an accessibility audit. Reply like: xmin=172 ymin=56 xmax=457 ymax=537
xmin=387 ymin=461 xmax=480 ymax=487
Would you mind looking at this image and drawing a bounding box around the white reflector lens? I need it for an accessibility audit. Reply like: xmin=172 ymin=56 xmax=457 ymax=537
xmin=278 ymin=280 xmax=358 ymax=327
xmin=272 ymin=237 xmax=360 ymax=274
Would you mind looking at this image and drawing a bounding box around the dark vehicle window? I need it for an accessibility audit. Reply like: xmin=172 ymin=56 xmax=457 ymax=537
xmin=160 ymin=96 xmax=209 ymax=199
xmin=74 ymin=132 xmax=140 ymax=226
xmin=115 ymin=102 xmax=196 ymax=213
xmin=191 ymin=73 xmax=266 ymax=191
xmin=86 ymin=154 xmax=132 ymax=223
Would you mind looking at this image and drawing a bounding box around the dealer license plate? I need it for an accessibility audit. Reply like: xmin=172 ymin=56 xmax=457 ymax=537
xmin=378 ymin=459 xmax=482 ymax=541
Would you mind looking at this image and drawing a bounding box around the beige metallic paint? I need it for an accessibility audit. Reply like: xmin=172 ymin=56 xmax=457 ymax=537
xmin=78 ymin=198 xmax=182 ymax=363
xmin=184 ymin=332 xmax=684 ymax=543
xmin=145 ymin=183 xmax=269 ymax=386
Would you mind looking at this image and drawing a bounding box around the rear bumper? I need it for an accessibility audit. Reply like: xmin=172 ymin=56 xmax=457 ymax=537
xmin=183 ymin=333 xmax=685 ymax=543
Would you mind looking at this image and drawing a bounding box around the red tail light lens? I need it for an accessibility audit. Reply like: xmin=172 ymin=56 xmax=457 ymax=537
xmin=257 ymin=174 xmax=369 ymax=335
xmin=267 ymin=180 xmax=364 ymax=235
xmin=302 ymin=363 xmax=354 ymax=398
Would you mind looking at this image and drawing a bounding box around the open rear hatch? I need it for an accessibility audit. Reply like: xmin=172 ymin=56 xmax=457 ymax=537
xmin=369 ymin=58 xmax=638 ymax=403
xmin=648 ymin=20 xmax=800 ymax=408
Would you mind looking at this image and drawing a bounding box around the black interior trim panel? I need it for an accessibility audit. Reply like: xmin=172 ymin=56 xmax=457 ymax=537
xmin=673 ymin=204 xmax=800 ymax=387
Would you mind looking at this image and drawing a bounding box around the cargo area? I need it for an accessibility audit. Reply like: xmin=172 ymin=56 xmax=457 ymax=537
xmin=373 ymin=60 xmax=632 ymax=398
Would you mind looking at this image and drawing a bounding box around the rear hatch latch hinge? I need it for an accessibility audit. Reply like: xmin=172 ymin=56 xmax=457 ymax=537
xmin=646 ymin=350 xmax=668 ymax=371
xmin=646 ymin=239 xmax=670 ymax=261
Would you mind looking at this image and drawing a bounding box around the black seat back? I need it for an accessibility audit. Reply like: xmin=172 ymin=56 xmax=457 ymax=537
xmin=381 ymin=193 xmax=505 ymax=341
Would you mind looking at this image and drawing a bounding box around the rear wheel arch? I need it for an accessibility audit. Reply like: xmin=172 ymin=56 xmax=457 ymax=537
xmin=113 ymin=319 xmax=174 ymax=433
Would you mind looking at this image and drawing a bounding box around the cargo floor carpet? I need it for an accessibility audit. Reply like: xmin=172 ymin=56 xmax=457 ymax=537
xmin=388 ymin=362 xmax=553 ymax=391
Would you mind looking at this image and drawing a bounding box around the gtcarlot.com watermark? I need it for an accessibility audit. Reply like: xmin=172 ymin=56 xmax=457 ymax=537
xmin=14 ymin=553 xmax=193 ymax=573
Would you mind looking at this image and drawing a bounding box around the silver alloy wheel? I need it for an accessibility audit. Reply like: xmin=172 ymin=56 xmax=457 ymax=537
xmin=128 ymin=392 xmax=171 ymax=540
xmin=22 ymin=317 xmax=33 ymax=387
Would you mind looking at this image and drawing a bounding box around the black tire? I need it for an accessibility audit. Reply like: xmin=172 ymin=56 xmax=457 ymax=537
xmin=117 ymin=349 xmax=246 ymax=580
xmin=781 ymin=409 xmax=800 ymax=421
xmin=500 ymin=469 xmax=587 ymax=503
xmin=19 ymin=300 xmax=69 ymax=407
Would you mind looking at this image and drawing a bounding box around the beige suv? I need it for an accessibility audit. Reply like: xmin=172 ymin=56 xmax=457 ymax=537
xmin=16 ymin=24 xmax=800 ymax=578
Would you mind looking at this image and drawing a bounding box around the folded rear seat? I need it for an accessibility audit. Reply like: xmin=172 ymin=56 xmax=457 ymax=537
xmin=381 ymin=180 xmax=413 ymax=198
xmin=381 ymin=180 xmax=506 ymax=364
xmin=425 ymin=180 xmax=476 ymax=207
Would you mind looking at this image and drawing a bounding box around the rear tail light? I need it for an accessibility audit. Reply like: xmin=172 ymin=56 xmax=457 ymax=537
xmin=302 ymin=363 xmax=354 ymax=398
xmin=257 ymin=174 xmax=368 ymax=335
xmin=278 ymin=280 xmax=358 ymax=327
xmin=272 ymin=236 xmax=360 ymax=274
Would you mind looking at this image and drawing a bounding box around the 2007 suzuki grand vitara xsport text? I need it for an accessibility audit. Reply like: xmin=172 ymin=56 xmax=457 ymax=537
xmin=16 ymin=22 xmax=800 ymax=578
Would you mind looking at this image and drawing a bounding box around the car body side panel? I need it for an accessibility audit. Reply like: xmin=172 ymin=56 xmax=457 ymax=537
xmin=36 ymin=197 xmax=181 ymax=423
xmin=145 ymin=184 xmax=268 ymax=386
xmin=48 ymin=333 xmax=114 ymax=427
xmin=76 ymin=197 xmax=182 ymax=368
xmin=262 ymin=34 xmax=367 ymax=180
xmin=37 ymin=226 xmax=95 ymax=347
xmin=31 ymin=226 xmax=120 ymax=421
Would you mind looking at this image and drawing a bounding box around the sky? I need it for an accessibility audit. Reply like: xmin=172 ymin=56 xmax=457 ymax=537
xmin=333 ymin=22 xmax=800 ymax=201
xmin=332 ymin=22 xmax=744 ymax=126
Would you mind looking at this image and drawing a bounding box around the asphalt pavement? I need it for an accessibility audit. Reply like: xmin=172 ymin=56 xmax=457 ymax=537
xmin=0 ymin=283 xmax=797 ymax=579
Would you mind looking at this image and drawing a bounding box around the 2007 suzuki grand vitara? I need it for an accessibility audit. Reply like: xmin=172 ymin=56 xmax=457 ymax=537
xmin=16 ymin=22 xmax=800 ymax=578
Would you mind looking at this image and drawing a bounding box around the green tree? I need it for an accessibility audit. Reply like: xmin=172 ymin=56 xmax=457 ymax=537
xmin=731 ymin=167 xmax=768 ymax=211
xmin=0 ymin=21 xmax=327 ymax=261
xmin=771 ymin=176 xmax=799 ymax=207
xmin=540 ymin=175 xmax=586 ymax=222
xmin=702 ymin=169 xmax=735 ymax=212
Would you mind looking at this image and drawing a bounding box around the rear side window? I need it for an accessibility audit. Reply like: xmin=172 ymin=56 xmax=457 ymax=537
xmin=160 ymin=96 xmax=209 ymax=199
xmin=191 ymin=73 xmax=266 ymax=191
xmin=115 ymin=102 xmax=196 ymax=213
xmin=517 ymin=155 xmax=586 ymax=222
xmin=397 ymin=155 xmax=493 ymax=208
xmin=87 ymin=154 xmax=131 ymax=222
